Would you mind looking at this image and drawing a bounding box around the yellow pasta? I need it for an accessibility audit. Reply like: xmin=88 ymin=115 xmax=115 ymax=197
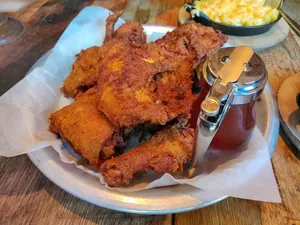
xmin=194 ymin=0 xmax=279 ymax=26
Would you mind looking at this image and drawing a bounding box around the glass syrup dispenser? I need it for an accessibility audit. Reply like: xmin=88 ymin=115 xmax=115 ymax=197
xmin=191 ymin=46 xmax=268 ymax=167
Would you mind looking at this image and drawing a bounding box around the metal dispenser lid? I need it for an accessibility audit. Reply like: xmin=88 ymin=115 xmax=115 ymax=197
xmin=203 ymin=47 xmax=268 ymax=104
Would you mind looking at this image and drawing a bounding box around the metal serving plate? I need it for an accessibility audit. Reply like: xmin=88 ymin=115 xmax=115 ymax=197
xmin=27 ymin=24 xmax=279 ymax=214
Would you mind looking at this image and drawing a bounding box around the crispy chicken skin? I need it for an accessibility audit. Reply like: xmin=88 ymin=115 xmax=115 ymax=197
xmin=155 ymin=21 xmax=228 ymax=68
xmin=60 ymin=12 xmax=146 ymax=98
xmin=97 ymin=22 xmax=227 ymax=128
xmin=100 ymin=126 xmax=194 ymax=187
xmin=49 ymin=88 xmax=118 ymax=165
xmin=61 ymin=46 xmax=102 ymax=98
xmin=97 ymin=54 xmax=195 ymax=128
xmin=114 ymin=21 xmax=146 ymax=45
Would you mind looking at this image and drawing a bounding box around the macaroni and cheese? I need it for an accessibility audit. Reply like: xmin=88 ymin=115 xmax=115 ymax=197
xmin=194 ymin=0 xmax=279 ymax=26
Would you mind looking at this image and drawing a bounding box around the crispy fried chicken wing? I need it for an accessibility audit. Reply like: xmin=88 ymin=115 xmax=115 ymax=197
xmin=100 ymin=126 xmax=194 ymax=187
xmin=49 ymin=88 xmax=122 ymax=165
xmin=104 ymin=10 xmax=124 ymax=43
xmin=108 ymin=19 xmax=146 ymax=46
xmin=97 ymin=22 xmax=227 ymax=128
xmin=60 ymin=12 xmax=146 ymax=98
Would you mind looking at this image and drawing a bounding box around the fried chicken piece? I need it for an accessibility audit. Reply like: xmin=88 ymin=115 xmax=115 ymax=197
xmin=97 ymin=51 xmax=194 ymax=128
xmin=104 ymin=10 xmax=124 ymax=43
xmin=113 ymin=21 xmax=147 ymax=46
xmin=60 ymin=12 xmax=146 ymax=98
xmin=100 ymin=126 xmax=194 ymax=187
xmin=97 ymin=22 xmax=227 ymax=128
xmin=105 ymin=10 xmax=146 ymax=46
xmin=155 ymin=21 xmax=228 ymax=68
xmin=49 ymin=88 xmax=122 ymax=166
xmin=60 ymin=46 xmax=102 ymax=98
xmin=139 ymin=60 xmax=197 ymax=122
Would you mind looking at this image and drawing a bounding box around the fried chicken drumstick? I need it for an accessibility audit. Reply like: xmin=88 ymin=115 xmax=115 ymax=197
xmin=49 ymin=88 xmax=123 ymax=165
xmin=100 ymin=126 xmax=194 ymax=187
xmin=61 ymin=11 xmax=146 ymax=98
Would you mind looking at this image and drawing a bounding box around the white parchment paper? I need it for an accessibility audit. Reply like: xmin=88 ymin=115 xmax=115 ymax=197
xmin=0 ymin=6 xmax=281 ymax=202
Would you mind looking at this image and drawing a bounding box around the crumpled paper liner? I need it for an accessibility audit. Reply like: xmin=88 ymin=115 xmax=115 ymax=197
xmin=0 ymin=6 xmax=281 ymax=202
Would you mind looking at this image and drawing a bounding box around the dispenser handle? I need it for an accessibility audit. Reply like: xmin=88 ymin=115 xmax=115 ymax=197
xmin=191 ymin=85 xmax=235 ymax=167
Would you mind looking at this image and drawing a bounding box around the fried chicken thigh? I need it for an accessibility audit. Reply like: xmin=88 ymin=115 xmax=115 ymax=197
xmin=100 ymin=126 xmax=194 ymax=187
xmin=49 ymin=88 xmax=122 ymax=165
xmin=61 ymin=12 xmax=146 ymax=98
xmin=97 ymin=22 xmax=227 ymax=128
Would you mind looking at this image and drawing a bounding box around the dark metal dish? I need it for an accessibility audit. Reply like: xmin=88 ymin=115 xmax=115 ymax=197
xmin=184 ymin=0 xmax=282 ymax=36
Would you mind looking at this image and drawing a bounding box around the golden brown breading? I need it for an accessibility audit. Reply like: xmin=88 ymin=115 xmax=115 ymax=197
xmin=155 ymin=21 xmax=228 ymax=68
xmin=61 ymin=46 xmax=101 ymax=98
xmin=100 ymin=126 xmax=194 ymax=187
xmin=113 ymin=21 xmax=146 ymax=46
xmin=49 ymin=88 xmax=117 ymax=165
xmin=138 ymin=59 xmax=196 ymax=122
xmin=97 ymin=50 xmax=194 ymax=128
xmin=60 ymin=12 xmax=146 ymax=98
xmin=97 ymin=22 xmax=227 ymax=128
xmin=105 ymin=10 xmax=146 ymax=45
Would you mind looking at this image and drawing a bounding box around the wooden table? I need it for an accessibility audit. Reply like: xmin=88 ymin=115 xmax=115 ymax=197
xmin=0 ymin=0 xmax=299 ymax=224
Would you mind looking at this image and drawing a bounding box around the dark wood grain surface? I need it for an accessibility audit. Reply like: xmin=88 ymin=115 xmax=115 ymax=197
xmin=0 ymin=0 xmax=299 ymax=224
